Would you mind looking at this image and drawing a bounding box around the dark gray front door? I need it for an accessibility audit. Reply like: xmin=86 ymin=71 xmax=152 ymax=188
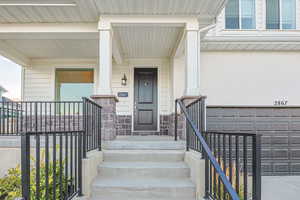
xmin=134 ymin=68 xmax=158 ymax=131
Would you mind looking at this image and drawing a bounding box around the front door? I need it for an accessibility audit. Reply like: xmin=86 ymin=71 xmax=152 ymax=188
xmin=134 ymin=68 xmax=158 ymax=131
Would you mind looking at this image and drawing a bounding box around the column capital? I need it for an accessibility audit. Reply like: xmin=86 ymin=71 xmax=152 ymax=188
xmin=98 ymin=17 xmax=112 ymax=31
xmin=185 ymin=19 xmax=199 ymax=31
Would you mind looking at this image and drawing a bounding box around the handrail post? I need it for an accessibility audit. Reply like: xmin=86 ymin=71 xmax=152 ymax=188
xmin=201 ymin=97 xmax=206 ymax=159
xmin=21 ymin=132 xmax=30 ymax=200
xmin=82 ymin=98 xmax=87 ymax=158
xmin=78 ymin=131 xmax=83 ymax=196
xmin=253 ymin=134 xmax=262 ymax=200
xmin=175 ymin=100 xmax=178 ymax=141
xmin=98 ymin=107 xmax=102 ymax=151
xmin=204 ymin=133 xmax=209 ymax=199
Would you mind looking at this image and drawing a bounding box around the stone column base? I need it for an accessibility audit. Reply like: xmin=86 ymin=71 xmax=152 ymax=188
xmin=91 ymin=95 xmax=119 ymax=141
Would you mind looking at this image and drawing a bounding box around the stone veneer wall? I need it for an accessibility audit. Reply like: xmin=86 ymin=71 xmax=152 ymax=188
xmin=206 ymin=106 xmax=300 ymax=176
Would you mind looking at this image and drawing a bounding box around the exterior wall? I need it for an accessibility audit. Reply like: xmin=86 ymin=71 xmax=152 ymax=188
xmin=207 ymin=107 xmax=300 ymax=176
xmin=112 ymin=59 xmax=172 ymax=116
xmin=201 ymin=51 xmax=300 ymax=106
xmin=22 ymin=59 xmax=172 ymax=134
xmin=23 ymin=60 xmax=97 ymax=101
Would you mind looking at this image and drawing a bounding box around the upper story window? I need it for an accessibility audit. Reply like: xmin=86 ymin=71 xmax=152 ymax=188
xmin=266 ymin=0 xmax=296 ymax=29
xmin=225 ymin=0 xmax=256 ymax=29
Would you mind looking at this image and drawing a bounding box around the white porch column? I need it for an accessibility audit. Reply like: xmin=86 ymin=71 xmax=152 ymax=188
xmin=184 ymin=22 xmax=201 ymax=96
xmin=97 ymin=20 xmax=113 ymax=95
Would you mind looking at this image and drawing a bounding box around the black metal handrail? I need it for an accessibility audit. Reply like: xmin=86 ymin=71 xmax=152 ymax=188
xmin=175 ymin=97 xmax=261 ymax=200
xmin=21 ymin=130 xmax=84 ymax=200
xmin=0 ymin=99 xmax=103 ymax=200
xmin=82 ymin=97 xmax=102 ymax=158
xmin=0 ymin=101 xmax=83 ymax=135
xmin=175 ymin=98 xmax=240 ymax=200
xmin=204 ymin=131 xmax=261 ymax=200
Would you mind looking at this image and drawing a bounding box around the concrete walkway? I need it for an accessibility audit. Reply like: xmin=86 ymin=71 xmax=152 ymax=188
xmin=262 ymin=176 xmax=300 ymax=200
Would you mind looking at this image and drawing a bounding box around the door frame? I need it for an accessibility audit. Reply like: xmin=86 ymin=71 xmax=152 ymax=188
xmin=131 ymin=65 xmax=160 ymax=132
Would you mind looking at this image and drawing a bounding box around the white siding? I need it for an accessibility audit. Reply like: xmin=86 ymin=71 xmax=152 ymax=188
xmin=23 ymin=59 xmax=172 ymax=114
xmin=112 ymin=59 xmax=172 ymax=115
xmin=23 ymin=65 xmax=54 ymax=101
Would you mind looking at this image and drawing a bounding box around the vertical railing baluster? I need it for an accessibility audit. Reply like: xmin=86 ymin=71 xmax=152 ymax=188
xmin=213 ymin=134 xmax=217 ymax=198
xmin=175 ymin=100 xmax=178 ymax=141
xmin=243 ymin=136 xmax=248 ymax=200
xmin=253 ymin=134 xmax=261 ymax=200
xmin=35 ymin=103 xmax=40 ymax=200
xmin=21 ymin=132 xmax=31 ymax=199
xmin=217 ymin=134 xmax=221 ymax=199
xmin=204 ymin=132 xmax=209 ymax=199
xmin=82 ymin=98 xmax=87 ymax=158
xmin=45 ymin=103 xmax=49 ymax=200
xmin=229 ymin=135 xmax=233 ymax=184
xmin=65 ymin=103 xmax=69 ymax=198
xmin=236 ymin=135 xmax=240 ymax=196
xmin=53 ymin=102 xmax=57 ymax=200
xmin=223 ymin=134 xmax=227 ymax=199
xmin=78 ymin=131 xmax=83 ymax=196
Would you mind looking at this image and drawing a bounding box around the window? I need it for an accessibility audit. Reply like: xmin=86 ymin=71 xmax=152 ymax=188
xmin=266 ymin=0 xmax=296 ymax=29
xmin=55 ymin=69 xmax=94 ymax=101
xmin=225 ymin=0 xmax=256 ymax=29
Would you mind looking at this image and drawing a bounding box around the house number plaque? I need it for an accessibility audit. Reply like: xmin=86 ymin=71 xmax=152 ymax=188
xmin=118 ymin=92 xmax=128 ymax=97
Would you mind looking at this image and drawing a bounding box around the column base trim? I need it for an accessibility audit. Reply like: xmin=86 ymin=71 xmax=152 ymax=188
xmin=91 ymin=95 xmax=119 ymax=102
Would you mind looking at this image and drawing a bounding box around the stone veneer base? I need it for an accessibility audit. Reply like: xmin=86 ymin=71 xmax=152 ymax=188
xmin=116 ymin=114 xmax=175 ymax=136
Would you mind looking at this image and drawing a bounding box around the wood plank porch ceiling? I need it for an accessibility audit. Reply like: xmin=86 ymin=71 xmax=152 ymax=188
xmin=0 ymin=0 xmax=224 ymax=23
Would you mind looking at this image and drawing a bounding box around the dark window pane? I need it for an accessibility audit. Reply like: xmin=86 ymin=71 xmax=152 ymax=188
xmin=241 ymin=0 xmax=256 ymax=29
xmin=226 ymin=0 xmax=240 ymax=29
xmin=282 ymin=0 xmax=296 ymax=29
xmin=266 ymin=0 xmax=280 ymax=29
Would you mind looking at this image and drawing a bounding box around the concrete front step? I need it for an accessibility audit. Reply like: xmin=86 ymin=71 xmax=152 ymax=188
xmin=98 ymin=161 xmax=190 ymax=178
xmin=103 ymin=150 xmax=185 ymax=162
xmin=90 ymin=177 xmax=196 ymax=200
xmin=103 ymin=141 xmax=186 ymax=150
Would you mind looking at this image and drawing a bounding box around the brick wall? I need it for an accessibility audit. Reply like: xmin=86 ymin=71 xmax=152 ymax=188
xmin=206 ymin=106 xmax=300 ymax=176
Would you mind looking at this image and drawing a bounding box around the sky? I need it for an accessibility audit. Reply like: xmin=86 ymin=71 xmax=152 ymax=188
xmin=0 ymin=56 xmax=21 ymax=100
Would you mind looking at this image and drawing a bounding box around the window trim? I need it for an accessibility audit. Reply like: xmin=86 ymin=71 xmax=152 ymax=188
xmin=225 ymin=0 xmax=256 ymax=30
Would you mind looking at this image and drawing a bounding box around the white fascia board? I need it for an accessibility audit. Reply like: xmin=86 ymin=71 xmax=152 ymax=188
xmin=0 ymin=23 xmax=98 ymax=39
xmin=99 ymin=15 xmax=198 ymax=27
xmin=0 ymin=23 xmax=98 ymax=33
xmin=0 ymin=40 xmax=30 ymax=66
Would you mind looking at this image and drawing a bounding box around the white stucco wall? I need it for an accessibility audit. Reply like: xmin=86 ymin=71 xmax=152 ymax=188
xmin=201 ymin=51 xmax=300 ymax=106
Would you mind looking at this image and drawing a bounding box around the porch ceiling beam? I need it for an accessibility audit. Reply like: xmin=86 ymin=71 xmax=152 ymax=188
xmin=0 ymin=23 xmax=98 ymax=39
xmin=0 ymin=40 xmax=30 ymax=66
xmin=100 ymin=15 xmax=199 ymax=27
xmin=0 ymin=23 xmax=98 ymax=32
xmin=172 ymin=30 xmax=186 ymax=58
xmin=112 ymin=32 xmax=123 ymax=65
